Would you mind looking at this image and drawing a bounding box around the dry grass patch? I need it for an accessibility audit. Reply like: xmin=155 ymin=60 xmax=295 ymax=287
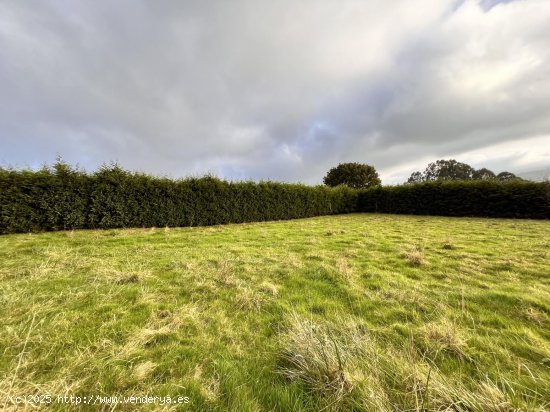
xmin=286 ymin=253 xmax=304 ymax=269
xmin=404 ymin=246 xmax=426 ymax=267
xmin=427 ymin=377 xmax=519 ymax=412
xmin=192 ymin=364 xmax=220 ymax=402
xmin=442 ymin=238 xmax=454 ymax=250
xmin=335 ymin=257 xmax=354 ymax=279
xmin=524 ymin=306 xmax=548 ymax=326
xmin=121 ymin=310 xmax=183 ymax=356
xmin=275 ymin=318 xmax=524 ymax=412
xmin=235 ymin=286 xmax=269 ymax=312
xmin=305 ymin=250 xmax=324 ymax=260
xmin=114 ymin=273 xmax=140 ymax=285
xmin=325 ymin=229 xmax=345 ymax=236
xmin=92 ymin=258 xmax=153 ymax=285
xmin=278 ymin=313 xmax=392 ymax=411
xmin=133 ymin=360 xmax=157 ymax=380
xmin=259 ymin=281 xmax=279 ymax=297
xmin=421 ymin=319 xmax=470 ymax=360
xmin=214 ymin=258 xmax=236 ymax=287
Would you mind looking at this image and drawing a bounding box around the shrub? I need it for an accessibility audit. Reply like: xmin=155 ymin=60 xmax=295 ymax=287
xmin=0 ymin=162 xmax=359 ymax=234
xmin=358 ymin=180 xmax=550 ymax=219
xmin=1 ymin=163 xmax=548 ymax=234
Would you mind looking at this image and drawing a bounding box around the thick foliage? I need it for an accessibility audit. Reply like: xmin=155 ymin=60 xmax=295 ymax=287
xmin=407 ymin=159 xmax=520 ymax=183
xmin=472 ymin=168 xmax=496 ymax=180
xmin=2 ymin=163 xmax=548 ymax=234
xmin=0 ymin=163 xmax=358 ymax=234
xmin=323 ymin=162 xmax=381 ymax=189
xmin=358 ymin=180 xmax=550 ymax=219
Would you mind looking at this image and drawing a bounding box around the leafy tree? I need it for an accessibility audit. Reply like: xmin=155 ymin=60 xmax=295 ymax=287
xmin=407 ymin=159 xmax=474 ymax=183
xmin=497 ymin=171 xmax=521 ymax=181
xmin=323 ymin=162 xmax=381 ymax=189
xmin=407 ymin=159 xmax=523 ymax=184
xmin=425 ymin=159 xmax=474 ymax=181
xmin=472 ymin=168 xmax=496 ymax=180
xmin=407 ymin=171 xmax=424 ymax=184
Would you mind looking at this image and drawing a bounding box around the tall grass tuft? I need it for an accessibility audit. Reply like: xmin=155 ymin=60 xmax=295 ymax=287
xmin=278 ymin=313 xmax=392 ymax=411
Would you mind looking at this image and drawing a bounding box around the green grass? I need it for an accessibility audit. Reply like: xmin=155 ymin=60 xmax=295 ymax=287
xmin=1 ymin=214 xmax=549 ymax=411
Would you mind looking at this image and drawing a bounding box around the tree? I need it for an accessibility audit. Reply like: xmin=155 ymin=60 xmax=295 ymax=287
xmin=425 ymin=159 xmax=475 ymax=181
xmin=407 ymin=171 xmax=423 ymax=184
xmin=323 ymin=162 xmax=381 ymax=189
xmin=407 ymin=159 xmax=474 ymax=183
xmin=407 ymin=159 xmax=522 ymax=184
xmin=496 ymin=171 xmax=521 ymax=181
xmin=472 ymin=168 xmax=496 ymax=180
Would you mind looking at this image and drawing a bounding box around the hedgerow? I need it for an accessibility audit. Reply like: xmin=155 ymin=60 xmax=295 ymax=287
xmin=358 ymin=180 xmax=550 ymax=219
xmin=1 ymin=163 xmax=549 ymax=234
xmin=0 ymin=162 xmax=358 ymax=234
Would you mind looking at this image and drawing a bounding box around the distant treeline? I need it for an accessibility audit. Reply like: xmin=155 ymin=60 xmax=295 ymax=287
xmin=1 ymin=163 xmax=549 ymax=234
xmin=0 ymin=163 xmax=357 ymax=234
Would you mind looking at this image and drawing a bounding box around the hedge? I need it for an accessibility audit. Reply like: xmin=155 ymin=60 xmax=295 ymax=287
xmin=0 ymin=163 xmax=358 ymax=234
xmin=358 ymin=180 xmax=550 ymax=219
xmin=2 ymin=164 xmax=549 ymax=234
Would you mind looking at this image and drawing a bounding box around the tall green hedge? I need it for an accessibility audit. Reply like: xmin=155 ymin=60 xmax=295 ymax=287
xmin=358 ymin=180 xmax=550 ymax=219
xmin=2 ymin=164 xmax=549 ymax=234
xmin=0 ymin=163 xmax=358 ymax=234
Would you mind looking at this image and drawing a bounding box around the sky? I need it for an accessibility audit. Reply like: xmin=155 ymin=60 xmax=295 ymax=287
xmin=1 ymin=0 xmax=549 ymax=184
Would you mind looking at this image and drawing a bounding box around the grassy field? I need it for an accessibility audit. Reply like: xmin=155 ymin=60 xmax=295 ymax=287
xmin=1 ymin=214 xmax=549 ymax=411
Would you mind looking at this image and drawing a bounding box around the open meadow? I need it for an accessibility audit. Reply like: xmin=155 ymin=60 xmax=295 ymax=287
xmin=1 ymin=214 xmax=549 ymax=411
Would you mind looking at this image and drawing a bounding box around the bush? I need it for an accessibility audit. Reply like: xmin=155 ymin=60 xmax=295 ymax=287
xmin=0 ymin=162 xmax=359 ymax=234
xmin=2 ymin=163 xmax=548 ymax=234
xmin=358 ymin=180 xmax=550 ymax=219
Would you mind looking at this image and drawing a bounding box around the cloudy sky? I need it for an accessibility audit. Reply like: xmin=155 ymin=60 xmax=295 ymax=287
xmin=1 ymin=0 xmax=549 ymax=184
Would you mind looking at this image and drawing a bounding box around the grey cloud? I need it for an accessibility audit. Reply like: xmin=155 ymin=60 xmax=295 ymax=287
xmin=1 ymin=0 xmax=549 ymax=184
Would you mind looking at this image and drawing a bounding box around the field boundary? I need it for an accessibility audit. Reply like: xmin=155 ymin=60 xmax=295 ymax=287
xmin=2 ymin=163 xmax=549 ymax=234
